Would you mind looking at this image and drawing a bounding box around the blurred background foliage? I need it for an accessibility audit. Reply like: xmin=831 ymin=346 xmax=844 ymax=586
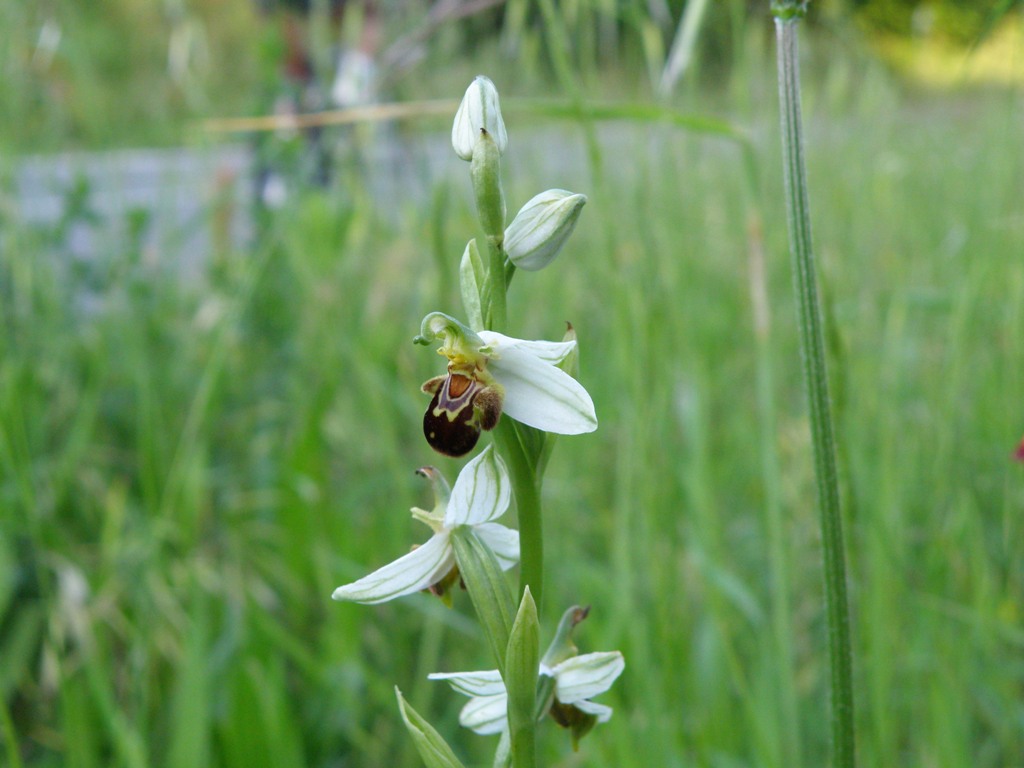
xmin=1 ymin=1 xmax=1023 ymax=767
xmin=0 ymin=0 xmax=1020 ymax=151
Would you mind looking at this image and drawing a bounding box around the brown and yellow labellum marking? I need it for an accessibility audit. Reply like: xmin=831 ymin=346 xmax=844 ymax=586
xmin=421 ymin=373 xmax=503 ymax=457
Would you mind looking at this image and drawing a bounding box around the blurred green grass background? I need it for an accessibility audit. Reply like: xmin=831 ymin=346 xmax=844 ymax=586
xmin=2 ymin=1 xmax=1023 ymax=766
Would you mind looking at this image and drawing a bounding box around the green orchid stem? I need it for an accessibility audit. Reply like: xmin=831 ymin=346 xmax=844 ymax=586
xmin=510 ymin=721 xmax=537 ymax=768
xmin=774 ymin=15 xmax=856 ymax=768
xmin=486 ymin=239 xmax=509 ymax=332
xmin=496 ymin=420 xmax=543 ymax=608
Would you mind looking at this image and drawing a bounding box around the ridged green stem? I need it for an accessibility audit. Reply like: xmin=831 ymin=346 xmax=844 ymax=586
xmin=774 ymin=14 xmax=856 ymax=768
xmin=485 ymin=240 xmax=508 ymax=333
xmin=496 ymin=419 xmax=543 ymax=608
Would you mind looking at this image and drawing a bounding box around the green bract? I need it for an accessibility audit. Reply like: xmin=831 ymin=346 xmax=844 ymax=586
xmin=505 ymin=588 xmax=540 ymax=766
xmin=396 ymin=688 xmax=468 ymax=768
xmin=471 ymin=129 xmax=506 ymax=243
xmin=459 ymin=239 xmax=486 ymax=331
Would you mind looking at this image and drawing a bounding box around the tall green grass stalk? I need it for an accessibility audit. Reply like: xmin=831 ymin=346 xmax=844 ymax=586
xmin=773 ymin=5 xmax=856 ymax=767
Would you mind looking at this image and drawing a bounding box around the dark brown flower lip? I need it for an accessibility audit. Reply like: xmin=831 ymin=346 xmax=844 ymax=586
xmin=422 ymin=373 xmax=503 ymax=457
xmin=423 ymin=401 xmax=481 ymax=457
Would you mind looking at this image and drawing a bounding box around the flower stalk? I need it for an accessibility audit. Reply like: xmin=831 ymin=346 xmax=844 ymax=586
xmin=773 ymin=7 xmax=856 ymax=768
xmin=496 ymin=419 xmax=545 ymax=605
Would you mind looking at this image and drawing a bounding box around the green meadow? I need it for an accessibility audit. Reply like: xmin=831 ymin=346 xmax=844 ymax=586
xmin=2 ymin=2 xmax=1023 ymax=766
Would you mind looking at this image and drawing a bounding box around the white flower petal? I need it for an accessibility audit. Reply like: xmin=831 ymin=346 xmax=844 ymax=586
xmin=445 ymin=445 xmax=511 ymax=527
xmin=552 ymin=652 xmax=625 ymax=703
xmin=478 ymin=331 xmax=576 ymax=365
xmin=459 ymin=693 xmax=509 ymax=735
xmin=475 ymin=523 xmax=520 ymax=570
xmin=428 ymin=669 xmax=505 ymax=698
xmin=487 ymin=346 xmax=597 ymax=435
xmin=570 ymin=698 xmax=614 ymax=723
xmin=451 ymin=105 xmax=476 ymax=161
xmin=331 ymin=533 xmax=453 ymax=604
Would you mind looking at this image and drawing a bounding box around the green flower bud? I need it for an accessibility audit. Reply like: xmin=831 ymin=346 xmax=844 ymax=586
xmin=504 ymin=189 xmax=587 ymax=271
xmin=452 ymin=75 xmax=508 ymax=161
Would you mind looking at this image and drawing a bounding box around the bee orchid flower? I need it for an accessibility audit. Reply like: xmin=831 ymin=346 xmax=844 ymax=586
xmin=428 ymin=651 xmax=625 ymax=742
xmin=414 ymin=313 xmax=598 ymax=457
xmin=331 ymin=446 xmax=518 ymax=605
xmin=431 ymin=605 xmax=623 ymax=747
